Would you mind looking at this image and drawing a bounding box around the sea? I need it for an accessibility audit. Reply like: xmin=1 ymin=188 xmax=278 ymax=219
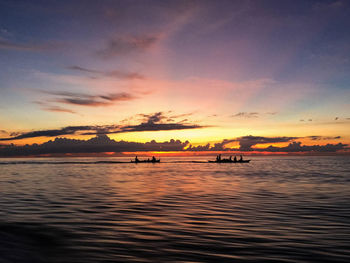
xmin=0 ymin=156 xmax=349 ymax=263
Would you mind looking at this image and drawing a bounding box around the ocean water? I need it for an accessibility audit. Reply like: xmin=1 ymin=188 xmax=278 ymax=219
xmin=0 ymin=156 xmax=349 ymax=263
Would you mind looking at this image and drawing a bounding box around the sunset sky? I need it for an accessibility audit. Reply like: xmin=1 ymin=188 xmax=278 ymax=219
xmin=0 ymin=0 xmax=349 ymax=156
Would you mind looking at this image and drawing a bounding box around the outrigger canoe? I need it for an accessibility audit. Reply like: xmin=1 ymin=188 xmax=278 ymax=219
xmin=131 ymin=159 xmax=160 ymax=163
xmin=208 ymin=160 xmax=250 ymax=163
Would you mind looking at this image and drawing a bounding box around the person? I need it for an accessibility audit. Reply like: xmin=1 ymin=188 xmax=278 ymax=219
xmin=234 ymin=156 xmax=237 ymax=162
xmin=229 ymin=156 xmax=232 ymax=161
xmin=218 ymin=154 xmax=221 ymax=161
xmin=135 ymin=156 xmax=139 ymax=163
xmin=152 ymin=156 xmax=156 ymax=162
xmin=239 ymin=155 xmax=243 ymax=162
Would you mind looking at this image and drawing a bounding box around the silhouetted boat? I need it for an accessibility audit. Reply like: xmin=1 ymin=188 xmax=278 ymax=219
xmin=131 ymin=158 xmax=160 ymax=163
xmin=208 ymin=159 xmax=250 ymax=163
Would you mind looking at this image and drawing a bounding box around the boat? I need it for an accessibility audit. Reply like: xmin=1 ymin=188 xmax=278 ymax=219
xmin=131 ymin=157 xmax=160 ymax=163
xmin=209 ymin=155 xmax=250 ymax=163
xmin=208 ymin=159 xmax=250 ymax=163
xmin=131 ymin=159 xmax=160 ymax=163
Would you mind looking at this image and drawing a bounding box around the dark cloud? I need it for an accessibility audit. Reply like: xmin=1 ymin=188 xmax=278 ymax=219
xmin=67 ymin=65 xmax=144 ymax=80
xmin=231 ymin=112 xmax=259 ymax=118
xmin=186 ymin=143 xmax=211 ymax=151
xmin=97 ymin=34 xmax=161 ymax=58
xmin=188 ymin=135 xmax=298 ymax=151
xmin=236 ymin=135 xmax=298 ymax=151
xmin=0 ymin=112 xmax=205 ymax=141
xmin=308 ymin=136 xmax=341 ymax=141
xmin=83 ymin=112 xmax=205 ymax=135
xmin=187 ymin=136 xmax=298 ymax=152
xmin=139 ymin=112 xmax=167 ymax=124
xmin=0 ymin=126 xmax=100 ymax=141
xmin=264 ymin=142 xmax=347 ymax=153
xmin=119 ymin=122 xmax=201 ymax=133
xmin=187 ymin=136 xmax=348 ymax=153
xmin=0 ymin=135 xmax=189 ymax=157
xmin=1 ymin=135 xmax=347 ymax=157
xmin=40 ymin=90 xmax=136 ymax=107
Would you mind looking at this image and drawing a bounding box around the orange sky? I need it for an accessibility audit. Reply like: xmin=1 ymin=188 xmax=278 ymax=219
xmin=0 ymin=1 xmax=349 ymax=156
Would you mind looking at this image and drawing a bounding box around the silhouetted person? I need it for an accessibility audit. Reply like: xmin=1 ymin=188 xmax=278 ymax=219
xmin=135 ymin=156 xmax=139 ymax=162
xmin=239 ymin=155 xmax=243 ymax=162
xmin=152 ymin=156 xmax=156 ymax=162
xmin=234 ymin=156 xmax=237 ymax=162
xmin=218 ymin=154 xmax=221 ymax=161
xmin=229 ymin=156 xmax=232 ymax=161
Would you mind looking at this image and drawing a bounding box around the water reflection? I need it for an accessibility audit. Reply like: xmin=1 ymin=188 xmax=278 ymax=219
xmin=0 ymin=156 xmax=349 ymax=262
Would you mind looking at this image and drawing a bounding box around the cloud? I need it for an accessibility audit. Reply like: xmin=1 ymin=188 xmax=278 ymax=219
xmin=0 ymin=135 xmax=347 ymax=157
xmin=235 ymin=136 xmax=298 ymax=151
xmin=118 ymin=122 xmax=201 ymax=134
xmin=300 ymin=118 xmax=313 ymax=122
xmin=0 ymin=112 xmax=205 ymax=141
xmin=308 ymin=136 xmax=341 ymax=141
xmin=83 ymin=112 xmax=205 ymax=135
xmin=186 ymin=136 xmax=299 ymax=152
xmin=40 ymin=90 xmax=136 ymax=107
xmin=35 ymin=102 xmax=76 ymax=114
xmin=230 ymin=112 xmax=278 ymax=119
xmin=67 ymin=65 xmax=144 ymax=80
xmin=0 ymin=135 xmax=190 ymax=156
xmin=139 ymin=112 xmax=167 ymax=123
xmin=97 ymin=34 xmax=161 ymax=58
xmin=41 ymin=106 xmax=76 ymax=114
xmin=264 ymin=142 xmax=347 ymax=153
xmin=231 ymin=112 xmax=259 ymax=118
xmin=0 ymin=126 xmax=100 ymax=141
xmin=187 ymin=136 xmax=348 ymax=153
xmin=313 ymin=0 xmax=345 ymax=11
xmin=0 ymin=39 xmax=55 ymax=52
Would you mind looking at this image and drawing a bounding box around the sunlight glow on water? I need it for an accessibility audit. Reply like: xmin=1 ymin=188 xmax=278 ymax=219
xmin=0 ymin=156 xmax=350 ymax=262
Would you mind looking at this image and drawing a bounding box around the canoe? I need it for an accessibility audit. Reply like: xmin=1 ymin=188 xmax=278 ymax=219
xmin=131 ymin=159 xmax=160 ymax=163
xmin=208 ymin=160 xmax=250 ymax=163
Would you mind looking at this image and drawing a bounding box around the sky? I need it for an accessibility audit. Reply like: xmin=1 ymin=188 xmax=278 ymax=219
xmin=0 ymin=0 xmax=349 ymax=156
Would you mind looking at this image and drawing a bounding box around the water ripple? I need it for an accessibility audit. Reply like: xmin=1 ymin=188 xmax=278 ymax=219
xmin=0 ymin=156 xmax=349 ymax=262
